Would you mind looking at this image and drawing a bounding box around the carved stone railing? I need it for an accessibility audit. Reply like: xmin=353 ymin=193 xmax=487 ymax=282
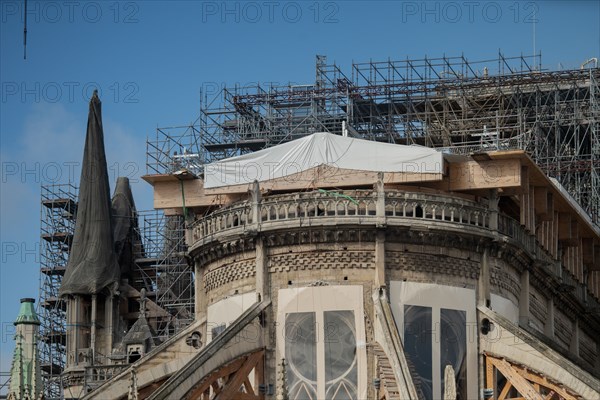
xmin=189 ymin=188 xmax=598 ymax=313
xmin=190 ymin=189 xmax=491 ymax=244
xmin=84 ymin=364 xmax=129 ymax=389
xmin=192 ymin=202 xmax=254 ymax=239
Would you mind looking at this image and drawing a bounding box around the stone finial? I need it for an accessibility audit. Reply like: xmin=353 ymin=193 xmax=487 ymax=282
xmin=277 ymin=358 xmax=289 ymax=400
xmin=443 ymin=364 xmax=457 ymax=400
xmin=128 ymin=368 xmax=138 ymax=400
xmin=139 ymin=288 xmax=147 ymax=317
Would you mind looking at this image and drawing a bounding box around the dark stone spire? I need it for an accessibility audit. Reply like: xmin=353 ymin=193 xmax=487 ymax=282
xmin=60 ymin=91 xmax=120 ymax=295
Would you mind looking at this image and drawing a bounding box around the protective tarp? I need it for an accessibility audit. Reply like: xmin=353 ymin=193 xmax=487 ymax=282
xmin=111 ymin=177 xmax=140 ymax=278
xmin=204 ymin=132 xmax=443 ymax=188
xmin=60 ymin=92 xmax=120 ymax=296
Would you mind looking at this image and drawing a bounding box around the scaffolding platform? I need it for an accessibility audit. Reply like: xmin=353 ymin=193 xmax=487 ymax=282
xmin=41 ymin=198 xmax=77 ymax=217
xmin=42 ymin=330 xmax=66 ymax=346
xmin=41 ymin=232 xmax=73 ymax=244
xmin=203 ymin=138 xmax=267 ymax=151
xmin=40 ymin=363 xmax=63 ymax=375
xmin=41 ymin=297 xmax=66 ymax=311
xmin=147 ymin=53 xmax=599 ymax=225
xmin=40 ymin=266 xmax=66 ymax=276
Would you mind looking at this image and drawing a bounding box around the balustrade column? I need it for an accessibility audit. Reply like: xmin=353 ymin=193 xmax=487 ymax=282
xmin=250 ymin=180 xmax=269 ymax=301
xmin=250 ymin=180 xmax=261 ymax=227
xmin=375 ymin=174 xmax=386 ymax=288
xmin=489 ymin=189 xmax=499 ymax=231
xmin=375 ymin=173 xmax=386 ymax=226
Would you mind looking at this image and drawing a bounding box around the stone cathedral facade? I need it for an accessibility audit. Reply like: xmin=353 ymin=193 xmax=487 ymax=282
xmin=84 ymin=131 xmax=600 ymax=399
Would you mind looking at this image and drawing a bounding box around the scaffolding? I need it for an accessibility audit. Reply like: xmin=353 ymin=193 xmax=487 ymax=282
xmin=38 ymin=183 xmax=77 ymax=399
xmin=147 ymin=53 xmax=599 ymax=225
xmin=135 ymin=211 xmax=193 ymax=340
xmin=37 ymin=190 xmax=193 ymax=398
xmin=0 ymin=371 xmax=10 ymax=399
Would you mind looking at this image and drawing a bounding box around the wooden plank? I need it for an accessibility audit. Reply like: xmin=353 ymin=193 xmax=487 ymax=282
xmin=242 ymin=377 xmax=254 ymax=395
xmin=533 ymin=187 xmax=548 ymax=216
xmin=255 ymin=351 xmax=264 ymax=400
xmin=537 ymin=190 xmax=554 ymax=222
xmin=520 ymin=192 xmax=528 ymax=227
xmin=186 ymin=356 xmax=246 ymax=400
xmin=558 ymin=213 xmax=572 ymax=241
xmin=448 ymin=159 xmax=522 ymax=191
xmin=152 ymin=178 xmax=245 ymax=209
xmin=588 ymin=240 xmax=600 ymax=271
xmin=486 ymin=356 xmax=496 ymax=400
xmin=498 ymin=381 xmax=513 ymax=400
xmin=488 ymin=356 xmax=544 ymax=400
xmin=216 ymin=351 xmax=264 ymax=400
xmin=510 ymin=364 xmax=577 ymax=400
xmin=571 ymin=220 xmax=579 ymax=242
xmin=529 ymin=186 xmax=536 ymax=231
xmin=553 ymin=212 xmax=559 ymax=257
xmin=205 ymin=164 xmax=442 ymax=195
xmin=211 ymin=381 xmax=221 ymax=396
xmin=581 ymin=238 xmax=600 ymax=269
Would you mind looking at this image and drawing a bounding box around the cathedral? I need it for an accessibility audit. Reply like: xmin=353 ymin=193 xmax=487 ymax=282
xmin=8 ymin=83 xmax=600 ymax=399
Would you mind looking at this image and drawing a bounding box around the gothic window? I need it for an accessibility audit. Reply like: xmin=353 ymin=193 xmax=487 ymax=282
xmin=324 ymin=311 xmax=357 ymax=400
xmin=285 ymin=312 xmax=317 ymax=399
xmin=404 ymin=305 xmax=433 ymax=399
xmin=278 ymin=285 xmax=366 ymax=399
xmin=403 ymin=306 xmax=467 ymax=400
xmin=285 ymin=311 xmax=358 ymax=400
xmin=393 ymin=282 xmax=475 ymax=400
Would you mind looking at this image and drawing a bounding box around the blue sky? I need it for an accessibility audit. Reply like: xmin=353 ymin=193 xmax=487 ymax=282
xmin=1 ymin=0 xmax=599 ymax=376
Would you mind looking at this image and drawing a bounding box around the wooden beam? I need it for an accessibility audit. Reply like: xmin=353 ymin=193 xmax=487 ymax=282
xmin=205 ymin=165 xmax=442 ymax=195
xmin=216 ymin=351 xmax=264 ymax=400
xmin=571 ymin=220 xmax=579 ymax=242
xmin=448 ymin=159 xmax=522 ymax=191
xmin=498 ymin=381 xmax=513 ymax=400
xmin=243 ymin=377 xmax=254 ymax=395
xmin=185 ymin=356 xmax=247 ymax=400
xmin=533 ymin=187 xmax=548 ymax=216
xmin=510 ymin=364 xmax=578 ymax=400
xmin=254 ymin=351 xmax=265 ymax=400
xmin=150 ymin=177 xmax=244 ymax=209
xmin=589 ymin=240 xmax=600 ymax=271
xmin=535 ymin=189 xmax=554 ymax=222
xmin=558 ymin=213 xmax=572 ymax=241
xmin=486 ymin=356 xmax=496 ymax=399
xmin=487 ymin=356 xmax=544 ymax=400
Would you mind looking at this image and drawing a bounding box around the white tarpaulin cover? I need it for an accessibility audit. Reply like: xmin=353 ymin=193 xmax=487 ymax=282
xmin=204 ymin=132 xmax=443 ymax=188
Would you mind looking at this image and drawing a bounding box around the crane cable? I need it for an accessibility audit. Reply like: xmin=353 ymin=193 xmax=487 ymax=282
xmin=23 ymin=0 xmax=28 ymax=60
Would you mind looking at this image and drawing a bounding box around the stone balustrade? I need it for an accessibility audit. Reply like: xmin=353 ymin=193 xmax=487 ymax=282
xmin=189 ymin=189 xmax=597 ymax=312
xmin=191 ymin=189 xmax=492 ymax=243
